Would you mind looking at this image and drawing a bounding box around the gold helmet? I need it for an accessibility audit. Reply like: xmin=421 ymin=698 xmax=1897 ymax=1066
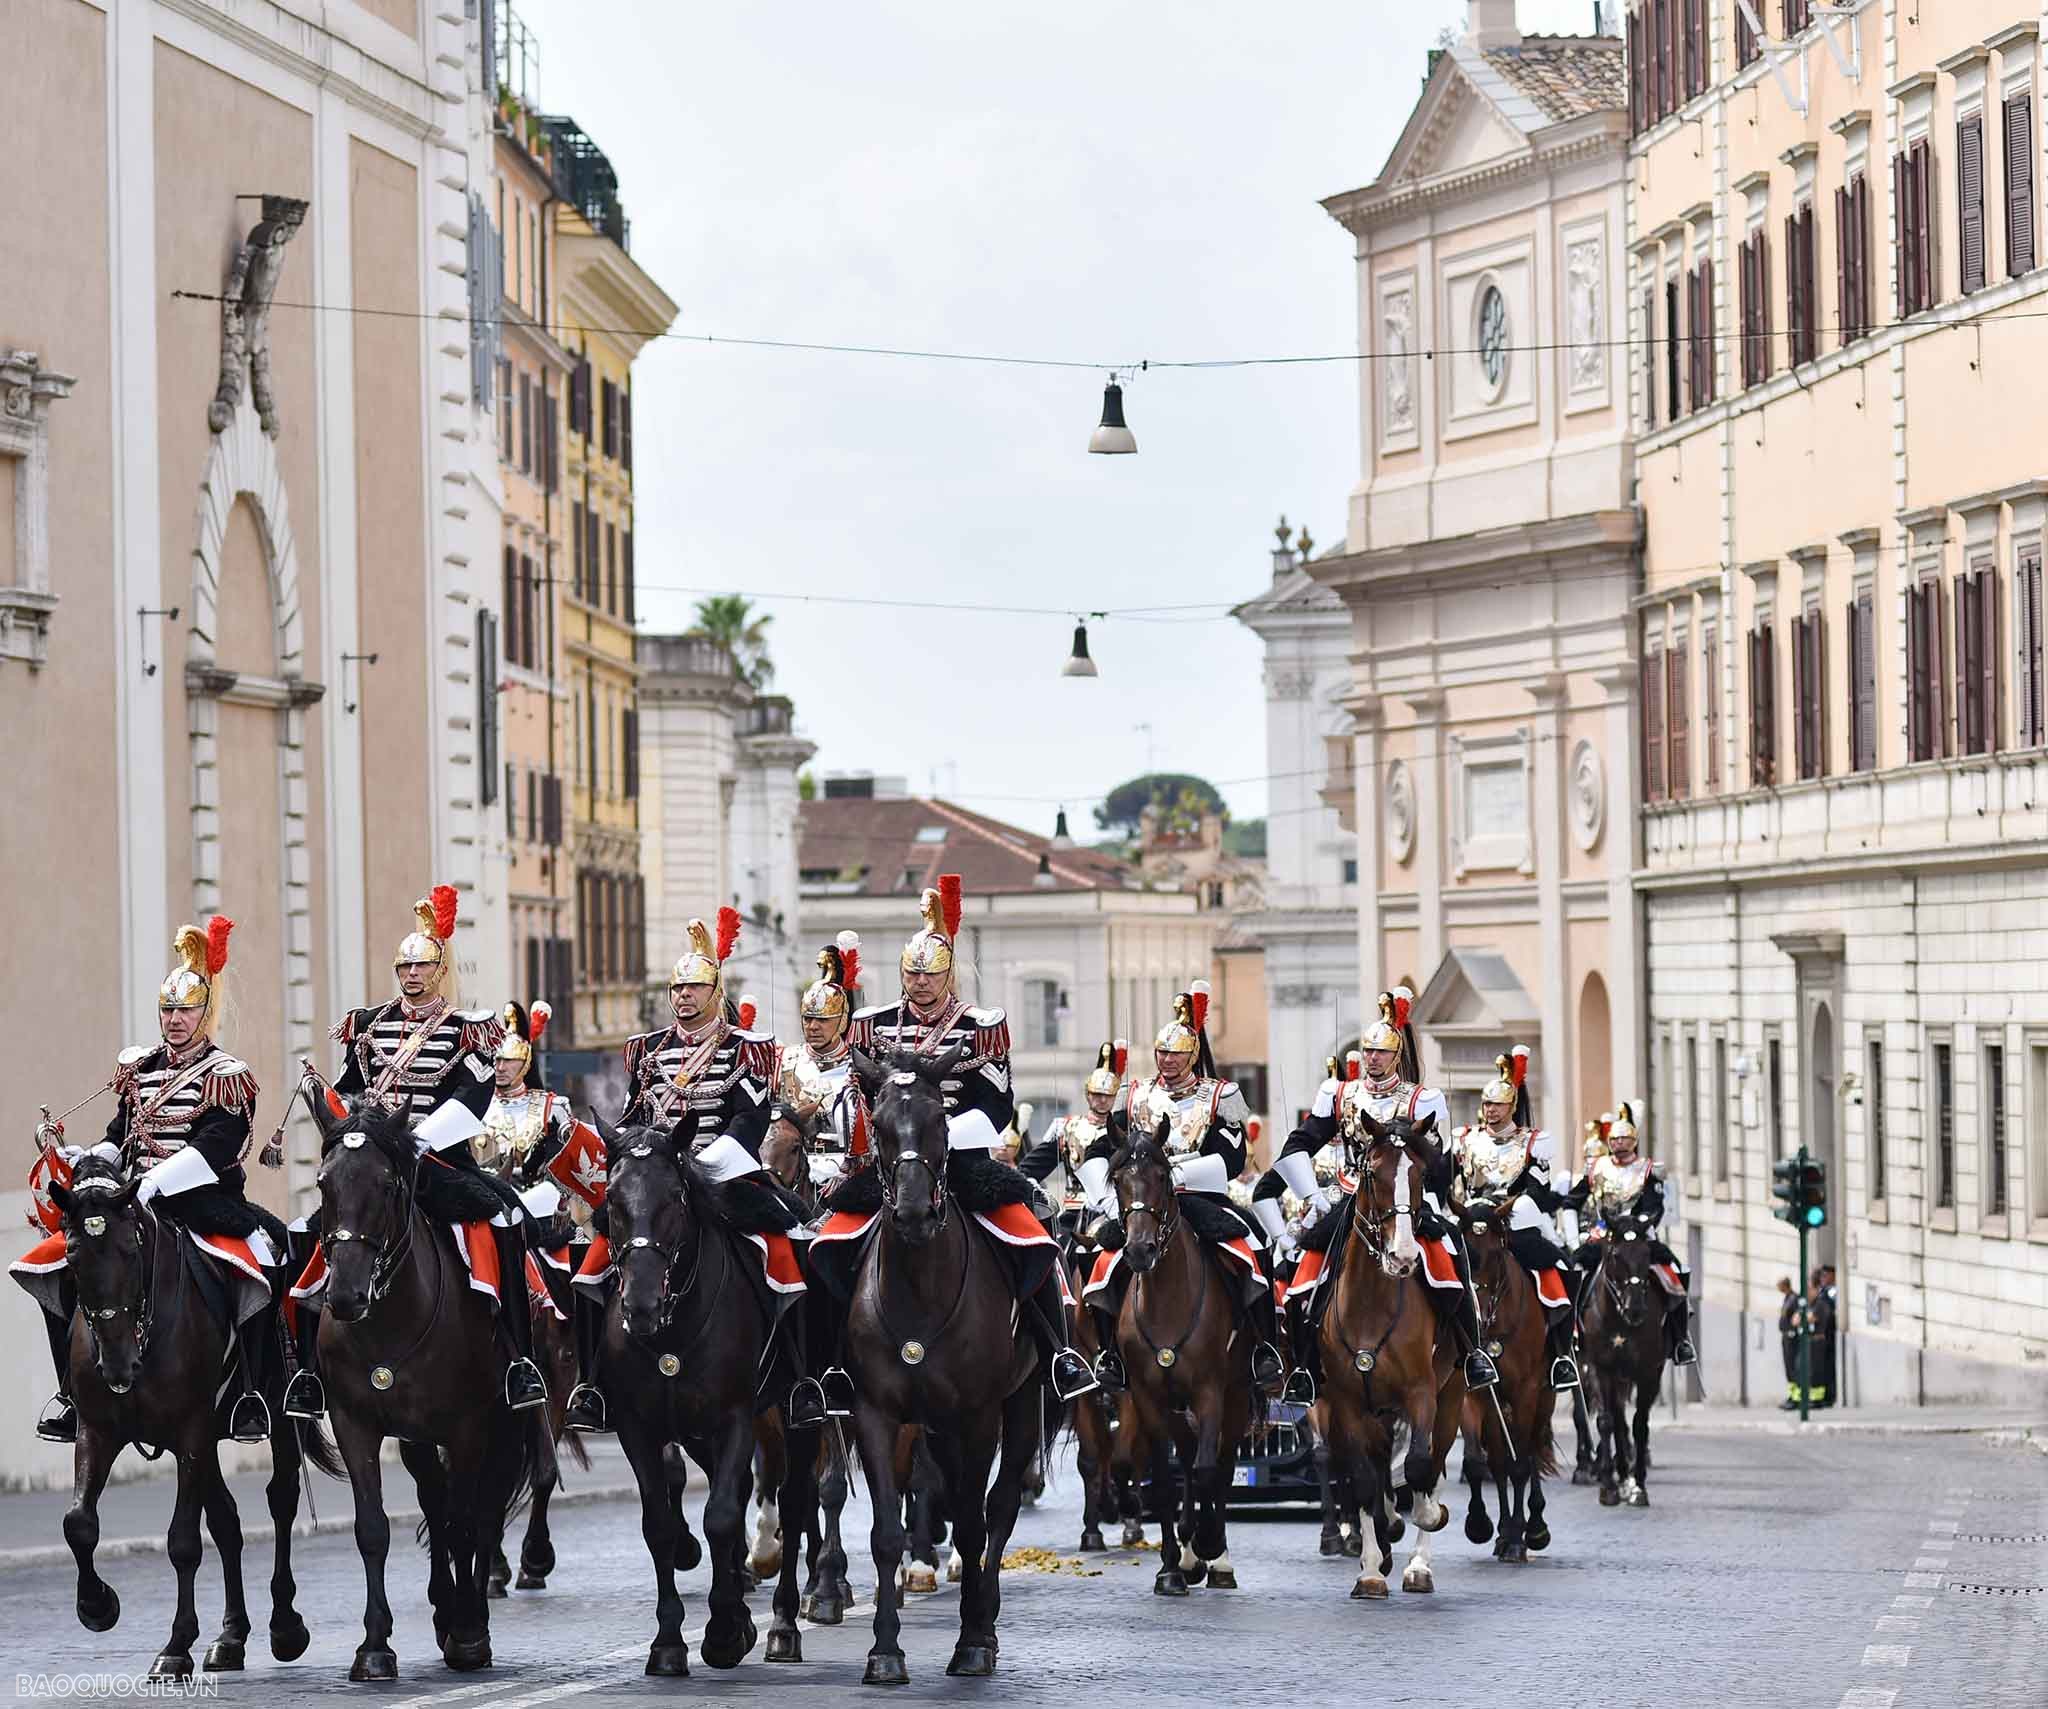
xmin=901 ymin=876 xmax=961 ymax=976
xmin=1360 ymin=987 xmax=1412 ymax=1057
xmin=160 ymin=917 xmax=233 ymax=1039
xmin=1608 ymin=1100 xmax=1639 ymax=1144
xmin=1481 ymin=1045 xmax=1530 ymax=1108
xmin=395 ymin=885 xmax=459 ymax=989
xmin=801 ymin=932 xmax=862 ymax=1022
xmin=1085 ymin=1039 xmax=1128 ymax=1097
xmin=1154 ymin=983 xmax=1209 ymax=1055
xmin=495 ymin=999 xmax=552 ymax=1068
xmin=671 ymin=907 xmax=741 ymax=991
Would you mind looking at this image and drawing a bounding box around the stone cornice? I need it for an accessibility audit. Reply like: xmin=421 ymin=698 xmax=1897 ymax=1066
xmin=1310 ymin=509 xmax=1640 ymax=600
xmin=1325 ymin=123 xmax=1625 ymax=233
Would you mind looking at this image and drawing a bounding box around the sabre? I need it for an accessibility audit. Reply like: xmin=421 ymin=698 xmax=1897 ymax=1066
xmin=33 ymin=1083 xmax=114 ymax=1147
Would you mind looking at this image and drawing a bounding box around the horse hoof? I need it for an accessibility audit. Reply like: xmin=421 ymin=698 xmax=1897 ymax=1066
xmin=1599 ymin=1486 xmax=1621 ymax=1507
xmin=1572 ymin=1465 xmax=1595 ymax=1487
xmin=645 ymin=1642 xmax=690 ymax=1677
xmin=1401 ymin=1567 xmax=1435 ymax=1595
xmin=1319 ymin=1532 xmax=1346 ymax=1558
xmin=801 ymin=1594 xmax=844 ymax=1626
xmin=1121 ymin=1521 xmax=1146 ymax=1547
xmin=76 ymin=1584 xmax=120 ymax=1633
xmin=1351 ymin=1575 xmax=1389 ymax=1600
xmin=1501 ymin=1543 xmax=1528 ymax=1564
xmin=514 ymin=1569 xmax=547 ymax=1590
xmin=349 ymin=1647 xmax=398 ymax=1682
xmin=678 ymin=1532 xmax=703 ymax=1573
xmin=202 ymin=1638 xmax=245 ymax=1672
xmin=901 ymin=1564 xmax=937 ymax=1595
xmin=863 ymin=1653 xmax=910 ymax=1687
xmin=751 ymin=1548 xmax=784 ymax=1578
xmin=1153 ymin=1569 xmax=1188 ymax=1597
xmin=1080 ymin=1528 xmax=1107 ymax=1553
xmin=486 ymin=1577 xmax=506 ymax=1600
xmin=1206 ymin=1567 xmax=1237 ymax=1590
xmin=700 ymin=1616 xmax=757 ymax=1670
xmin=1182 ymin=1559 xmax=1207 ymax=1586
xmin=1465 ymin=1512 xmax=1494 ymax=1545
xmin=270 ymin=1617 xmax=310 ymax=1663
xmin=1526 ymin=1523 xmax=1552 ymax=1552
xmin=1626 ymin=1488 xmax=1650 ymax=1508
xmin=945 ymin=1552 xmax=963 ymax=1585
xmin=149 ymin=1653 xmax=193 ymax=1680
xmin=946 ymin=1644 xmax=996 ymax=1677
xmin=765 ymin=1626 xmax=803 ymax=1664
xmin=443 ymin=1634 xmax=492 ymax=1672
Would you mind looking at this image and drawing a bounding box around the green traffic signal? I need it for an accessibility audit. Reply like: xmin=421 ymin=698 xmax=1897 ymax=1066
xmin=1802 ymin=1203 xmax=1826 ymax=1228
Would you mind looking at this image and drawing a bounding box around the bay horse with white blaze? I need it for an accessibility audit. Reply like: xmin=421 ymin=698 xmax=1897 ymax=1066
xmin=36 ymin=1154 xmax=335 ymax=1678
xmin=1319 ymin=1105 xmax=1465 ymax=1599
xmin=1109 ymin=1120 xmax=1253 ymax=1595
xmin=843 ymin=1046 xmax=1048 ymax=1685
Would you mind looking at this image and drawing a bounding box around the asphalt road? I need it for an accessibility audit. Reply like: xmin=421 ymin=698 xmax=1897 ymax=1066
xmin=3 ymin=1422 xmax=2041 ymax=1707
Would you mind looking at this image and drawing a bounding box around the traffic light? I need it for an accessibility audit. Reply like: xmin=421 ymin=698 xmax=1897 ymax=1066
xmin=1797 ymin=1154 xmax=1827 ymax=1227
xmin=1772 ymin=1155 xmax=1800 ymax=1224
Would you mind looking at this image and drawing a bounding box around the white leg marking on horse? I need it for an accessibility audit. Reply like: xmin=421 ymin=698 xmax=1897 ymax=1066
xmin=1180 ymin=1541 xmax=1201 ymax=1572
xmin=1411 ymin=1489 xmax=1444 ymax=1533
xmin=750 ymin=1498 xmax=781 ymax=1574
xmin=1401 ymin=1524 xmax=1434 ymax=1593
xmin=946 ymin=1545 xmax=964 ymax=1584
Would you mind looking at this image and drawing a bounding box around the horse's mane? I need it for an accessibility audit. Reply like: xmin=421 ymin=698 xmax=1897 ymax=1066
xmin=326 ymin=1103 xmax=415 ymax=1171
xmin=1107 ymin=1128 xmax=1168 ymax=1178
xmin=69 ymin=1152 xmax=128 ymax=1194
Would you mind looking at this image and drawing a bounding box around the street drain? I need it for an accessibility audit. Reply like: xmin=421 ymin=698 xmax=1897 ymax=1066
xmin=1956 ymin=1533 xmax=2046 ymax=1544
xmin=1947 ymin=1582 xmax=2043 ymax=1596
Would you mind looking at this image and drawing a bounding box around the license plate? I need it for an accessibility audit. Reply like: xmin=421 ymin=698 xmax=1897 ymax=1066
xmin=1232 ymin=1465 xmax=1255 ymax=1487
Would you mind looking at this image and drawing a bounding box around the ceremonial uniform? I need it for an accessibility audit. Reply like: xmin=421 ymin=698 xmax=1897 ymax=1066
xmin=286 ymin=886 xmax=547 ymax=1418
xmin=620 ymin=1016 xmax=779 ymax=1166
xmin=13 ymin=917 xmax=280 ymax=1444
xmin=848 ymin=996 xmax=1016 ymax=1150
xmin=1559 ymin=1102 xmax=1697 ymax=1366
xmin=777 ymin=1040 xmax=863 ymax=1191
xmin=1075 ymin=987 xmax=1285 ymax=1395
xmin=1019 ymin=1103 xmax=1115 ymax=1228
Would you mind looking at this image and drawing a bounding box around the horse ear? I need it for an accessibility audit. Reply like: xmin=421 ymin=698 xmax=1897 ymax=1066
xmin=595 ymin=1112 xmax=624 ymax=1156
xmin=922 ymin=1044 xmax=968 ymax=1084
xmin=850 ymin=1046 xmax=885 ymax=1104
xmin=301 ymin=1076 xmax=345 ymax=1144
xmin=115 ymin=1178 xmax=141 ymax=1207
xmin=1410 ymin=1109 xmax=1438 ymax=1140
xmin=48 ymin=1181 xmax=75 ymax=1220
xmin=1152 ymin=1111 xmax=1173 ymax=1148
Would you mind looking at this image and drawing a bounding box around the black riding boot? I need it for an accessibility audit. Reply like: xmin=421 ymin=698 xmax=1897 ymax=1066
xmin=1030 ymin=1272 xmax=1098 ymax=1401
xmin=494 ymin=1226 xmax=548 ymax=1411
xmin=1440 ymin=1244 xmax=1498 ymax=1390
xmin=1090 ymin=1303 xmax=1127 ymax=1393
xmin=36 ymin=1300 xmax=76 ymax=1443
xmin=1665 ymin=1298 xmax=1697 ymax=1366
xmin=1246 ymin=1278 xmax=1285 ymax=1396
xmin=1280 ymin=1295 xmax=1320 ymax=1404
xmin=227 ymin=1313 xmax=274 ymax=1443
xmin=783 ymin=1297 xmax=828 ymax=1429
xmin=1544 ymin=1307 xmax=1581 ymax=1391
xmin=564 ymin=1286 xmax=608 ymax=1432
xmin=283 ymin=1302 xmax=325 ymax=1419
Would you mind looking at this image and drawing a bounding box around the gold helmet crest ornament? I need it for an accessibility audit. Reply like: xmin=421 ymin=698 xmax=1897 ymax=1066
xmin=160 ymin=916 xmax=234 ymax=1040
xmin=901 ymin=875 xmax=962 ymax=978
xmin=1085 ymin=1039 xmax=1127 ymax=1097
xmin=671 ymin=907 xmax=742 ymax=993
xmin=801 ymin=931 xmax=863 ymax=1022
xmin=395 ymin=885 xmax=460 ymax=994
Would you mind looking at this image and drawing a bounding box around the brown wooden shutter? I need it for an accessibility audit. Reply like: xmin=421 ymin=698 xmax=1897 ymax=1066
xmin=1814 ymin=607 xmax=1828 ymax=776
xmin=1738 ymin=236 xmax=1754 ymax=386
xmin=1628 ymin=7 xmax=1643 ymax=134
xmin=1703 ymin=632 xmax=1720 ymax=787
xmin=2008 ymin=95 xmax=2036 ymax=277
xmin=1906 ymin=586 xmax=1924 ymax=761
xmin=1914 ymin=139 xmax=1935 ymax=312
xmin=1959 ymin=114 xmax=1986 ymax=295
xmin=1936 ymin=573 xmax=1952 ymax=758
xmin=1641 ymin=286 xmax=1656 ymax=424
xmin=1956 ymin=576 xmax=1978 ymax=754
xmin=1980 ymin=568 xmax=2000 ymax=753
xmin=2022 ymin=546 xmax=2045 ymax=746
xmin=1686 ymin=267 xmax=1701 ymax=409
xmin=1644 ymin=650 xmax=1666 ymax=802
xmin=1790 ymin=613 xmax=1806 ymax=776
xmin=621 ymin=387 xmax=634 ymax=474
xmin=1835 ymin=185 xmax=1851 ymax=345
xmin=1894 ymin=151 xmax=1911 ymax=317
xmin=1668 ymin=642 xmax=1690 ymax=798
xmin=1758 ymin=230 xmax=1774 ymax=379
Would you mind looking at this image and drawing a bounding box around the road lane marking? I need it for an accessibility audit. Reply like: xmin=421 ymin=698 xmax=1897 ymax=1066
xmin=1890 ymin=1595 xmax=1931 ymax=1609
xmin=1901 ymin=1572 xmax=1942 ymax=1588
xmin=1860 ymin=1645 xmax=1911 ymax=1667
xmin=1872 ymin=1615 xmax=1918 ymax=1632
xmin=1836 ymin=1691 xmax=1897 ymax=1709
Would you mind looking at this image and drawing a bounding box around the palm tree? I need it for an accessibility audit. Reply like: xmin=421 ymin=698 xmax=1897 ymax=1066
xmin=692 ymin=594 xmax=774 ymax=688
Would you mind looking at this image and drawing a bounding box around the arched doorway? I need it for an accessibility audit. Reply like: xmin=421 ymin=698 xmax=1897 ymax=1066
xmin=1809 ymin=1000 xmax=1838 ymax=1269
xmin=1577 ymin=972 xmax=1612 ymax=1164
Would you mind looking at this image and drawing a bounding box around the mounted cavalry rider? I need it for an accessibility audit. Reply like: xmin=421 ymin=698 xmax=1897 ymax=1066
xmin=1438 ymin=1047 xmax=1581 ymax=1391
xmin=1560 ymin=1102 xmax=1697 ymax=1367
xmin=1076 ymin=986 xmax=1286 ymax=1396
xmin=1263 ymin=988 xmax=1501 ymax=1397
xmin=563 ymin=908 xmax=823 ymax=1433
xmin=475 ymin=1000 xmax=575 ymax=1188
xmin=15 ymin=917 xmax=283 ymax=1445
xmin=1018 ymin=1039 xmax=1127 ymax=1233
xmin=814 ymin=877 xmax=1096 ymax=1403
xmin=771 ymin=932 xmax=868 ymax=1197
xmin=285 ymin=886 xmax=548 ymax=1418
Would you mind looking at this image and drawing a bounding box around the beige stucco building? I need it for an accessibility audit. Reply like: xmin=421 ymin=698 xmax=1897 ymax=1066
xmin=0 ymin=0 xmax=507 ymax=1483
xmin=1628 ymin=0 xmax=2048 ymax=1406
xmin=1282 ymin=1 xmax=1643 ymax=1136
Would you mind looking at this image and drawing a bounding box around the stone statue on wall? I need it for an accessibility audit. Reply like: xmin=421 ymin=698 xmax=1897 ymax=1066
xmin=208 ymin=195 xmax=309 ymax=439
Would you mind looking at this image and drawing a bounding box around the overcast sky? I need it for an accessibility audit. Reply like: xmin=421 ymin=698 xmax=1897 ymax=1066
xmin=512 ymin=0 xmax=1604 ymax=830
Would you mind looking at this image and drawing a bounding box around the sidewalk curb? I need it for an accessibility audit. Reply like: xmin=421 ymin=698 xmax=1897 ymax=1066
xmin=0 ymin=1479 xmax=642 ymax=1574
xmin=1668 ymin=1413 xmax=2045 ymax=1445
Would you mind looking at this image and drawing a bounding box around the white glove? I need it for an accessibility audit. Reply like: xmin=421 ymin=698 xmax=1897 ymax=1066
xmin=1077 ymin=1153 xmax=1113 ymax=1213
xmin=1307 ymin=1186 xmax=1334 ymax=1217
xmin=136 ymin=1145 xmax=216 ymax=1204
xmin=1171 ymin=1153 xmax=1229 ymax=1195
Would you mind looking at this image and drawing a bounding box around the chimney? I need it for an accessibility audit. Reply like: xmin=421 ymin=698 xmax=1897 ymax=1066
xmin=1467 ymin=0 xmax=1519 ymax=51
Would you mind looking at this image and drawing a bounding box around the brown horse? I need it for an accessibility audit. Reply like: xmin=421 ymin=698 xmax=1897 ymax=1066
xmin=304 ymin=1098 xmax=543 ymax=1679
xmin=490 ymin=1230 xmax=588 ymax=1596
xmin=1454 ymin=1197 xmax=1555 ymax=1563
xmin=39 ymin=1155 xmax=335 ymax=1678
xmin=845 ymin=1046 xmax=1045 ymax=1685
xmin=1108 ymin=1125 xmax=1252 ymax=1596
xmin=1066 ymin=1239 xmax=1143 ymax=1551
xmin=1582 ymin=1212 xmax=1667 ymax=1508
xmin=1318 ymin=1105 xmax=1464 ymax=1599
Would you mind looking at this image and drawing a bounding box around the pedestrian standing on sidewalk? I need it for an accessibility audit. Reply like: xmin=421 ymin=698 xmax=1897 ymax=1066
xmin=1777 ymin=1276 xmax=1802 ymax=1410
xmin=1814 ymin=1265 xmax=1840 ymax=1410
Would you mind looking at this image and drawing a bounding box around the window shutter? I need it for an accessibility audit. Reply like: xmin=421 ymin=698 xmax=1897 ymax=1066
xmin=623 ymin=707 xmax=639 ymax=799
xmin=2023 ymin=546 xmax=2045 ymax=746
xmin=1792 ymin=613 xmax=1810 ymax=778
xmin=1665 ymin=277 xmax=1681 ymax=421
xmin=1628 ymin=7 xmax=1643 ymax=134
xmin=1894 ymin=151 xmax=1910 ymax=317
xmin=623 ymin=528 xmax=636 ymax=625
xmin=1813 ymin=606 xmax=1828 ymax=776
xmin=1835 ymin=185 xmax=1851 ymax=345
xmin=1737 ymin=3 xmax=1757 ymax=67
xmin=1855 ymin=173 xmax=1872 ymax=332
xmin=1956 ymin=576 xmax=1978 ymax=754
xmin=1642 ymin=287 xmax=1657 ymax=424
xmin=1980 ymin=568 xmax=2000 ymax=754
xmin=621 ymin=387 xmax=634 ymax=474
xmin=1936 ymin=572 xmax=1952 ymax=758
xmin=1684 ymin=268 xmax=1699 ymax=409
xmin=1700 ymin=258 xmax=1715 ymax=404
xmin=1761 ymin=622 xmax=1778 ymax=783
xmin=1914 ymin=139 xmax=1935 ymax=313
xmin=477 ymin=610 xmax=499 ymax=803
xmin=1644 ymin=650 xmax=1667 ymax=802
xmin=1757 ymin=229 xmax=1773 ymax=380
xmin=1959 ymin=114 xmax=1986 ymax=295
xmin=1668 ymin=642 xmax=1689 ymax=798
xmin=2007 ymin=95 xmax=2036 ymax=277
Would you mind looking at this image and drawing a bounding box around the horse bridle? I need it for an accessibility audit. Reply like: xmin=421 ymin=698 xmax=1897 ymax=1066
xmin=1346 ymin=1134 xmax=1416 ymax=1270
xmin=76 ymin=1190 xmax=166 ymax=1372
xmin=615 ymin=1150 xmax=709 ymax=1336
xmin=1599 ymin=1222 xmax=1652 ymax=1327
xmin=320 ymin=1136 xmax=423 ymax=1306
xmin=881 ymin=1146 xmax=950 ymax=1233
xmin=1116 ymin=1155 xmax=1181 ymax=1253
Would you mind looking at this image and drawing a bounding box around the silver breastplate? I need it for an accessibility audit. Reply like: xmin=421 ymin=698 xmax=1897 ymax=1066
xmin=477 ymin=1089 xmax=547 ymax=1176
xmin=1453 ymin=1126 xmax=1526 ymax=1199
xmin=1133 ymin=1078 xmax=1212 ymax=1156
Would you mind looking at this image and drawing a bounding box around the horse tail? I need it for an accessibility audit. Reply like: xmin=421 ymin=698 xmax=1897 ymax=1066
xmin=497 ymin=1408 xmax=546 ymax=1531
xmin=562 ymin=1424 xmax=591 ymax=1472
xmin=295 ymin=1416 xmax=346 ymax=1482
xmin=1039 ymin=1381 xmax=1068 ymax=1480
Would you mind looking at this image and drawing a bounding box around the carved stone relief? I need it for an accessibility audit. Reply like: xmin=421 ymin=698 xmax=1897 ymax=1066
xmin=1570 ymin=739 xmax=1606 ymax=852
xmin=1386 ymin=759 xmax=1416 ymax=865
xmin=209 ymin=195 xmax=309 ymax=439
xmin=1266 ymin=665 xmax=1315 ymax=702
xmin=1381 ymin=287 xmax=1417 ymax=438
xmin=0 ymin=349 xmax=77 ymax=669
xmin=1566 ymin=235 xmax=1605 ymax=395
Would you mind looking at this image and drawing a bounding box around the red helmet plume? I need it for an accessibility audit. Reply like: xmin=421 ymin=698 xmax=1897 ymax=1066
xmin=938 ymin=874 xmax=963 ymax=942
xmin=205 ymin=915 xmax=235 ymax=977
xmin=1509 ymin=1044 xmax=1530 ymax=1089
xmin=430 ymin=884 xmax=459 ymax=942
xmin=529 ymin=1000 xmax=553 ymax=1047
xmin=1112 ymin=1038 xmax=1129 ymax=1078
xmin=836 ymin=930 xmax=862 ymax=994
xmin=1345 ymin=1051 xmax=1363 ymax=1082
xmin=715 ymin=905 xmax=742 ymax=964
xmin=1189 ymin=979 xmax=1211 ymax=1036
xmin=738 ymin=994 xmax=757 ymax=1030
xmin=1391 ymin=986 xmax=1412 ymax=1030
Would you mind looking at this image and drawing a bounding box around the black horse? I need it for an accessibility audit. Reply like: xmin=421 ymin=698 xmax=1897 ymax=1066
xmin=843 ymin=1046 xmax=1048 ymax=1685
xmin=1582 ymin=1213 xmax=1668 ymax=1509
xmin=304 ymin=1095 xmax=543 ymax=1679
xmin=36 ymin=1155 xmax=337 ymax=1677
xmin=598 ymin=1121 xmax=819 ymax=1676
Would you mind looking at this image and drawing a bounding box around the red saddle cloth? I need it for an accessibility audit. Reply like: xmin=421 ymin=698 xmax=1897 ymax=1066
xmin=569 ymin=1229 xmax=805 ymax=1301
xmin=15 ymin=1226 xmax=272 ymax=1329
xmin=1652 ymin=1261 xmax=1685 ymax=1297
xmin=806 ymin=1204 xmax=1056 ymax=1305
xmin=1082 ymin=1234 xmax=1268 ymax=1305
xmin=1534 ymin=1266 xmax=1571 ymax=1309
xmin=1284 ymin=1232 xmax=1463 ymax=1304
